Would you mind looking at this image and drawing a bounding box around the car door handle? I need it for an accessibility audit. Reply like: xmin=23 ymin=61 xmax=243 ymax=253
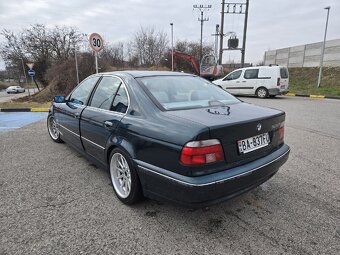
xmin=242 ymin=81 xmax=247 ymax=82
xmin=104 ymin=121 xmax=113 ymax=128
xmin=74 ymin=113 xmax=80 ymax=119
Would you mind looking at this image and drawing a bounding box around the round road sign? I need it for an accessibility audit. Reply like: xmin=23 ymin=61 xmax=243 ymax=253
xmin=89 ymin=33 xmax=104 ymax=52
xmin=28 ymin=69 xmax=36 ymax=77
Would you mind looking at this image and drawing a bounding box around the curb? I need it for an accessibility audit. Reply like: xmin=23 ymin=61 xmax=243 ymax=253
xmin=285 ymin=93 xmax=340 ymax=100
xmin=0 ymin=108 xmax=49 ymax=112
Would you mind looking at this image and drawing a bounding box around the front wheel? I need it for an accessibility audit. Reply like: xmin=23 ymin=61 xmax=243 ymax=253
xmin=256 ymin=87 xmax=269 ymax=98
xmin=109 ymin=148 xmax=143 ymax=205
xmin=47 ymin=115 xmax=63 ymax=143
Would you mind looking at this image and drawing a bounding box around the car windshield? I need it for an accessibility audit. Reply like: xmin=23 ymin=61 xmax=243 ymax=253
xmin=138 ymin=75 xmax=240 ymax=110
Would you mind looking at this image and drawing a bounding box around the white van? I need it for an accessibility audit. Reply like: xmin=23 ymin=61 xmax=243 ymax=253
xmin=213 ymin=65 xmax=289 ymax=98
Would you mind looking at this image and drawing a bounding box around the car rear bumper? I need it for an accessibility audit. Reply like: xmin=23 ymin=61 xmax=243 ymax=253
xmin=136 ymin=144 xmax=290 ymax=208
xmin=268 ymin=88 xmax=289 ymax=95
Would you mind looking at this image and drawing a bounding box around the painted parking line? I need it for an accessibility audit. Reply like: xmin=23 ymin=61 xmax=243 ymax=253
xmin=0 ymin=112 xmax=48 ymax=134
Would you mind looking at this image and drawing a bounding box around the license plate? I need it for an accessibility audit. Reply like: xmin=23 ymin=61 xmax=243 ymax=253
xmin=238 ymin=133 xmax=270 ymax=154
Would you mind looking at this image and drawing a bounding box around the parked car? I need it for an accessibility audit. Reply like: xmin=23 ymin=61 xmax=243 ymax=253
xmin=213 ymin=65 xmax=289 ymax=98
xmin=6 ymin=86 xmax=25 ymax=94
xmin=47 ymin=71 xmax=290 ymax=207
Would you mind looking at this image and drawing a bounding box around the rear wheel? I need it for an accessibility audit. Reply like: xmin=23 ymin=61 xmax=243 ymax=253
xmin=47 ymin=115 xmax=63 ymax=143
xmin=109 ymin=148 xmax=143 ymax=205
xmin=256 ymin=87 xmax=269 ymax=98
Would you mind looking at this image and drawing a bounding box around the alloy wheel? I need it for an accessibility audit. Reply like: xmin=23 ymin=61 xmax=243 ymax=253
xmin=110 ymin=153 xmax=132 ymax=199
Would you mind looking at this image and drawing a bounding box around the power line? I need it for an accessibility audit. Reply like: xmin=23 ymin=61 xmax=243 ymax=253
xmin=193 ymin=4 xmax=212 ymax=66
xmin=218 ymin=0 xmax=249 ymax=67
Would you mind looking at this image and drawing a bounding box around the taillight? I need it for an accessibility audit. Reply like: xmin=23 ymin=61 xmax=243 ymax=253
xmin=278 ymin=123 xmax=285 ymax=141
xmin=277 ymin=77 xmax=281 ymax=86
xmin=180 ymin=139 xmax=224 ymax=166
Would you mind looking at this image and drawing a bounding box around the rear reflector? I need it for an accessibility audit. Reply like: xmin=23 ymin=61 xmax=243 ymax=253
xmin=180 ymin=139 xmax=224 ymax=166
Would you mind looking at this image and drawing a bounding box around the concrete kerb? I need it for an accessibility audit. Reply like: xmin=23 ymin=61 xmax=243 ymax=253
xmin=285 ymin=93 xmax=340 ymax=100
xmin=0 ymin=108 xmax=49 ymax=112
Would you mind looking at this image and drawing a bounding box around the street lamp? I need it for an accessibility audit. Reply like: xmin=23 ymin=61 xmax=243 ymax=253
xmin=170 ymin=23 xmax=174 ymax=71
xmin=317 ymin=6 xmax=331 ymax=88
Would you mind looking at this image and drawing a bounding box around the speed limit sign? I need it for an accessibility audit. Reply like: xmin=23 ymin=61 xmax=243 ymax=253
xmin=89 ymin=33 xmax=104 ymax=52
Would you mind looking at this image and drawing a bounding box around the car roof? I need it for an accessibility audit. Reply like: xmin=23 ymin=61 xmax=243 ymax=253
xmin=97 ymin=70 xmax=195 ymax=78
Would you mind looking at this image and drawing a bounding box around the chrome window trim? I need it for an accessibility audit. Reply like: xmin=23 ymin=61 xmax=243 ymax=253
xmin=82 ymin=136 xmax=105 ymax=150
xmin=57 ymin=124 xmax=80 ymax=138
xmin=138 ymin=148 xmax=290 ymax=187
xmin=85 ymin=105 xmax=124 ymax=117
xmin=89 ymin=75 xmax=130 ymax=116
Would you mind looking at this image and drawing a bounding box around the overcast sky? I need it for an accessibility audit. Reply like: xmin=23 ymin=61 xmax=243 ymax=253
xmin=0 ymin=0 xmax=339 ymax=70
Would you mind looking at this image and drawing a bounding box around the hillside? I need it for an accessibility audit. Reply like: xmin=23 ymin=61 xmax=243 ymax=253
xmin=288 ymin=67 xmax=340 ymax=96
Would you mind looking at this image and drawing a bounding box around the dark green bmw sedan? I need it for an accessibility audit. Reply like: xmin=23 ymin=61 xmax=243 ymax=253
xmin=47 ymin=71 xmax=290 ymax=207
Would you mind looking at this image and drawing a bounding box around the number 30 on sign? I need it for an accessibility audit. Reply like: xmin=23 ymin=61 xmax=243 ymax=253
xmin=89 ymin=33 xmax=104 ymax=52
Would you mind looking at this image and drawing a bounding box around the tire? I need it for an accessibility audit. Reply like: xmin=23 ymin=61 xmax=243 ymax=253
xmin=47 ymin=115 xmax=63 ymax=143
xmin=109 ymin=148 xmax=143 ymax=205
xmin=256 ymin=87 xmax=269 ymax=98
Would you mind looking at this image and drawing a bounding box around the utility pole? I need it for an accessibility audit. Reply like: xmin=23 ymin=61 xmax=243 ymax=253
xmin=317 ymin=6 xmax=331 ymax=88
xmin=219 ymin=1 xmax=249 ymax=66
xmin=241 ymin=0 xmax=249 ymax=67
xmin=193 ymin=4 xmax=212 ymax=66
xmin=170 ymin=23 xmax=174 ymax=71
xmin=219 ymin=0 xmax=225 ymax=65
xmin=212 ymin=24 xmax=220 ymax=57
xmin=74 ymin=42 xmax=80 ymax=84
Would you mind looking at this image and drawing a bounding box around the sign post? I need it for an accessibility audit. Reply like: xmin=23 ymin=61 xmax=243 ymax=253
xmin=89 ymin=33 xmax=104 ymax=73
xmin=26 ymin=63 xmax=35 ymax=94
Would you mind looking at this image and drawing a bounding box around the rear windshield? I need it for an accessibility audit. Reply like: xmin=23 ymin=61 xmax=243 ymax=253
xmin=138 ymin=75 xmax=240 ymax=110
xmin=280 ymin=68 xmax=289 ymax=78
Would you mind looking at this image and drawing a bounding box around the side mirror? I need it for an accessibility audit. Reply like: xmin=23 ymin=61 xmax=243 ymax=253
xmin=54 ymin=96 xmax=66 ymax=103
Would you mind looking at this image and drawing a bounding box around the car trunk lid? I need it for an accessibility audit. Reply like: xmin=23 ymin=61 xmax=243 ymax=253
xmin=167 ymin=102 xmax=285 ymax=173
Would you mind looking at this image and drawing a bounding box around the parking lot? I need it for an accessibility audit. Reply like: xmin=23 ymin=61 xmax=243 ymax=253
xmin=0 ymin=96 xmax=339 ymax=254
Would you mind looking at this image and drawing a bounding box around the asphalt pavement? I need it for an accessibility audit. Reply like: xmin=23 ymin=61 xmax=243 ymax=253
xmin=0 ymin=96 xmax=339 ymax=254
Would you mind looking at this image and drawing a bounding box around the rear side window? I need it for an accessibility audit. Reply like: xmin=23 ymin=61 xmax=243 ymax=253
xmin=112 ymin=84 xmax=129 ymax=113
xmin=244 ymin=69 xmax=259 ymax=79
xmin=280 ymin=68 xmax=289 ymax=79
xmin=90 ymin=76 xmax=121 ymax=110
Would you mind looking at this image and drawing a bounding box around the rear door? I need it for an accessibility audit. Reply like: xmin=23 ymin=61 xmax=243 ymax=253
xmin=221 ymin=69 xmax=243 ymax=94
xmin=80 ymin=76 xmax=129 ymax=163
xmin=241 ymin=68 xmax=259 ymax=95
xmin=54 ymin=76 xmax=99 ymax=149
xmin=279 ymin=67 xmax=289 ymax=91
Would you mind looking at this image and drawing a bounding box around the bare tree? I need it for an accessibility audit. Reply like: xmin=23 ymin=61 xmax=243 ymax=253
xmin=0 ymin=24 xmax=82 ymax=86
xmin=132 ymin=27 xmax=168 ymax=67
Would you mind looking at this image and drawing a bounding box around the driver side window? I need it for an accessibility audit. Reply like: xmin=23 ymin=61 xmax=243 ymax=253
xmin=69 ymin=77 xmax=99 ymax=105
xmin=223 ymin=70 xmax=242 ymax=81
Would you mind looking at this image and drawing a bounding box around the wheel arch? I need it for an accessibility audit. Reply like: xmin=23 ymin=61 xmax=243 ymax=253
xmin=255 ymin=86 xmax=269 ymax=98
xmin=106 ymin=136 xmax=137 ymax=165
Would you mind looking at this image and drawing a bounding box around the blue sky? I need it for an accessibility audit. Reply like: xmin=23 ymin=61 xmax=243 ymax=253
xmin=0 ymin=0 xmax=339 ymax=69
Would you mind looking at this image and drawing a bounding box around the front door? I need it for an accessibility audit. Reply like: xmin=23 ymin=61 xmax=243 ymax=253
xmin=222 ymin=69 xmax=243 ymax=95
xmin=55 ymin=76 xmax=99 ymax=149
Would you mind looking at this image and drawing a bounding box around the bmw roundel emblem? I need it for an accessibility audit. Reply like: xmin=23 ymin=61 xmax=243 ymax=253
xmin=257 ymin=123 xmax=262 ymax=131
